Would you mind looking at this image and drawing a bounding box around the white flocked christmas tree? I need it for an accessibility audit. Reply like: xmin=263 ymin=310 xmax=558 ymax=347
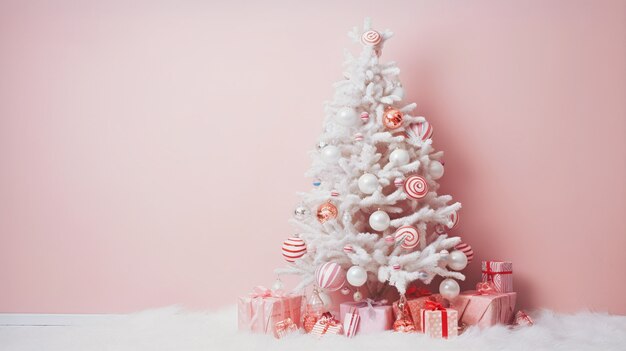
xmin=276 ymin=19 xmax=468 ymax=305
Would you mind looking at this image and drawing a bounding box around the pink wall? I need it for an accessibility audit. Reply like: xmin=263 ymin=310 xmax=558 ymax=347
xmin=1 ymin=0 xmax=625 ymax=314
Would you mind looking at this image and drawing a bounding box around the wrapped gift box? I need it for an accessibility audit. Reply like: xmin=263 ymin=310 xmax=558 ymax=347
xmin=392 ymin=294 xmax=447 ymax=331
xmin=237 ymin=287 xmax=302 ymax=337
xmin=311 ymin=312 xmax=343 ymax=337
xmin=420 ymin=305 xmax=459 ymax=339
xmin=450 ymin=290 xmax=517 ymax=328
xmin=339 ymin=301 xmax=393 ymax=335
xmin=482 ymin=261 xmax=513 ymax=293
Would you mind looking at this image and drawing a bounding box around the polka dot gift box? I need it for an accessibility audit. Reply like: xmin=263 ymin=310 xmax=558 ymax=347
xmin=419 ymin=300 xmax=459 ymax=339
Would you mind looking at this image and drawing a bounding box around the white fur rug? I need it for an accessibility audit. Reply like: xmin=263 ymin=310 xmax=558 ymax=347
xmin=1 ymin=306 xmax=625 ymax=351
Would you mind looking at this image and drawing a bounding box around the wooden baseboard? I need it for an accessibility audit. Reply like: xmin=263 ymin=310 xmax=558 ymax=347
xmin=0 ymin=313 xmax=125 ymax=326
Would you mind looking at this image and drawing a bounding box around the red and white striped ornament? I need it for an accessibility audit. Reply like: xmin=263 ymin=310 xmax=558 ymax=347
xmin=394 ymin=178 xmax=404 ymax=187
xmin=361 ymin=30 xmax=382 ymax=46
xmin=360 ymin=112 xmax=370 ymax=122
xmin=315 ymin=262 xmax=346 ymax=291
xmin=404 ymin=175 xmax=428 ymax=199
xmin=343 ymin=245 xmax=354 ymax=253
xmin=393 ymin=225 xmax=420 ymax=249
xmin=281 ymin=237 xmax=307 ymax=263
xmin=407 ymin=121 xmax=433 ymax=142
xmin=454 ymin=243 xmax=474 ymax=263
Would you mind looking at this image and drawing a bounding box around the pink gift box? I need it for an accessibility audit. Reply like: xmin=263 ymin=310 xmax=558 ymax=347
xmin=392 ymin=294 xmax=447 ymax=330
xmin=420 ymin=307 xmax=459 ymax=339
xmin=339 ymin=301 xmax=393 ymax=334
xmin=450 ymin=291 xmax=517 ymax=328
xmin=482 ymin=261 xmax=513 ymax=293
xmin=237 ymin=291 xmax=302 ymax=337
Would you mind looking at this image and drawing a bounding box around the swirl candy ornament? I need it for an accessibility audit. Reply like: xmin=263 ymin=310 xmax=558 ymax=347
xmin=404 ymin=175 xmax=429 ymax=199
xmin=393 ymin=225 xmax=420 ymax=249
xmin=361 ymin=30 xmax=382 ymax=46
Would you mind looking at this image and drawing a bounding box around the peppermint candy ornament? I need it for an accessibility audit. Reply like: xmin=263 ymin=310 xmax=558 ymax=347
xmin=393 ymin=225 xmax=420 ymax=249
xmin=361 ymin=30 xmax=382 ymax=46
xmin=404 ymin=175 xmax=428 ymax=199
xmin=407 ymin=120 xmax=433 ymax=142
xmin=282 ymin=237 xmax=307 ymax=263
xmin=315 ymin=262 xmax=346 ymax=291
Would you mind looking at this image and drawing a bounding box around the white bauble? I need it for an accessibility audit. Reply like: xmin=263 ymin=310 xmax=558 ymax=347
xmin=369 ymin=210 xmax=390 ymax=231
xmin=346 ymin=266 xmax=368 ymax=287
xmin=321 ymin=145 xmax=341 ymax=163
xmin=430 ymin=161 xmax=445 ymax=180
xmin=389 ymin=149 xmax=410 ymax=165
xmin=439 ymin=278 xmax=460 ymax=299
xmin=318 ymin=290 xmax=332 ymax=307
xmin=358 ymin=173 xmax=378 ymax=194
xmin=448 ymin=250 xmax=468 ymax=271
xmin=336 ymin=107 xmax=359 ymax=126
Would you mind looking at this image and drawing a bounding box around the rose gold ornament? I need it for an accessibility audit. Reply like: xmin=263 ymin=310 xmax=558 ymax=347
xmin=383 ymin=107 xmax=404 ymax=129
xmin=317 ymin=201 xmax=338 ymax=223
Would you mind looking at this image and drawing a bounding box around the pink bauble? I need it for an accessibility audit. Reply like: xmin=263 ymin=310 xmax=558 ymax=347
xmin=455 ymin=242 xmax=474 ymax=263
xmin=404 ymin=175 xmax=428 ymax=199
xmin=407 ymin=121 xmax=433 ymax=142
xmin=393 ymin=264 xmax=401 ymax=270
xmin=354 ymin=133 xmax=364 ymax=142
xmin=315 ymin=262 xmax=346 ymax=291
xmin=393 ymin=225 xmax=420 ymax=249
xmin=343 ymin=245 xmax=354 ymax=253
xmin=282 ymin=237 xmax=307 ymax=263
xmin=360 ymin=112 xmax=370 ymax=122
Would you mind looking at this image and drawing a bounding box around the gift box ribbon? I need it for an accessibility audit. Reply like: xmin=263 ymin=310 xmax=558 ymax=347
xmin=423 ymin=300 xmax=449 ymax=338
xmin=249 ymin=286 xmax=285 ymax=298
xmin=482 ymin=261 xmax=513 ymax=282
xmin=364 ymin=298 xmax=388 ymax=320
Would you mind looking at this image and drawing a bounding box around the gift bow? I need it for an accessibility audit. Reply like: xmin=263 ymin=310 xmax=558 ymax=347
xmin=423 ymin=300 xmax=446 ymax=312
xmin=250 ymin=286 xmax=285 ymax=298
xmin=406 ymin=285 xmax=432 ymax=299
xmin=365 ymin=298 xmax=388 ymax=319
xmin=475 ymin=281 xmax=497 ymax=295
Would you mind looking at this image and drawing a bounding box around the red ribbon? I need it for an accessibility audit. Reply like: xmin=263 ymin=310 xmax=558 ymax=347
xmin=406 ymin=285 xmax=432 ymax=299
xmin=482 ymin=261 xmax=512 ymax=283
xmin=475 ymin=281 xmax=498 ymax=295
xmin=249 ymin=286 xmax=285 ymax=298
xmin=423 ymin=300 xmax=448 ymax=338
